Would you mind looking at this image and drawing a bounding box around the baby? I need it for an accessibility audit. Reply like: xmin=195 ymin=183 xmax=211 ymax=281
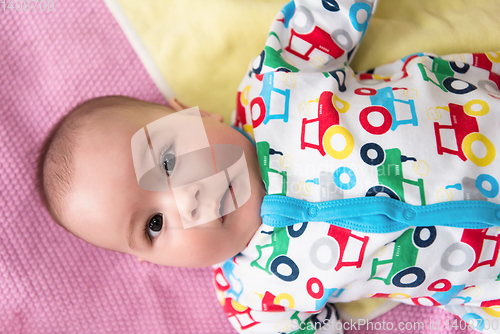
xmin=38 ymin=96 xmax=267 ymax=268
xmin=39 ymin=0 xmax=500 ymax=333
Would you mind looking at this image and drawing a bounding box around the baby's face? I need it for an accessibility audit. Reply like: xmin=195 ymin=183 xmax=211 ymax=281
xmin=64 ymin=102 xmax=266 ymax=267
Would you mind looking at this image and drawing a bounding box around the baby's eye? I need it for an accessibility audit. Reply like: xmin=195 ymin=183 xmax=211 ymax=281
xmin=162 ymin=153 xmax=176 ymax=176
xmin=147 ymin=214 xmax=163 ymax=240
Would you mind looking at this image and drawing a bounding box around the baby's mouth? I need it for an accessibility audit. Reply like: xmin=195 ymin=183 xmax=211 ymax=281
xmin=219 ymin=184 xmax=233 ymax=218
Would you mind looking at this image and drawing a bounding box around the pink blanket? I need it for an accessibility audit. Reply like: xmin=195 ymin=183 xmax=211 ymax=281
xmin=0 ymin=1 xmax=479 ymax=333
xmin=0 ymin=2 xmax=231 ymax=333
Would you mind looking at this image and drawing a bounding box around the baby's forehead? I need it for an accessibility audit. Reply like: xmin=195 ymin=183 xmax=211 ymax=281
xmin=74 ymin=104 xmax=182 ymax=171
xmin=80 ymin=105 xmax=166 ymax=141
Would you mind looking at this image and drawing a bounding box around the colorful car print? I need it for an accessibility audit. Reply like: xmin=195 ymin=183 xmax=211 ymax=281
xmin=252 ymin=45 xmax=299 ymax=75
xmin=418 ymin=56 xmax=477 ymax=94
xmin=369 ymin=227 xmax=437 ymax=287
xmin=285 ymin=5 xmax=349 ymax=61
xmin=301 ymin=91 xmax=354 ymax=159
xmin=327 ymin=225 xmax=369 ymax=271
xmin=433 ymin=101 xmax=495 ymax=167
xmin=355 ymin=86 xmax=418 ymax=133
xmin=223 ymin=298 xmax=260 ymax=331
xmin=361 ymin=143 xmax=426 ymax=205
xmin=460 ymin=229 xmax=500 ymax=272
xmin=257 ymin=141 xmax=288 ymax=196
xmin=250 ymin=227 xmax=300 ymax=282
xmin=251 ymin=71 xmax=291 ymax=127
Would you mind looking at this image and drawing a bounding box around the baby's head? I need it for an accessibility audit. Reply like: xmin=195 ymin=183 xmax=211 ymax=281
xmin=38 ymin=96 xmax=265 ymax=267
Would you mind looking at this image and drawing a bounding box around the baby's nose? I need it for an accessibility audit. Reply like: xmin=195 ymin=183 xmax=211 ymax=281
xmin=178 ymin=186 xmax=201 ymax=222
xmin=173 ymin=179 xmax=225 ymax=228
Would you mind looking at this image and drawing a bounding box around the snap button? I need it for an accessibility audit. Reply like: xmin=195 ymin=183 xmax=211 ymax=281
xmin=496 ymin=209 xmax=500 ymax=220
xmin=403 ymin=209 xmax=416 ymax=220
xmin=308 ymin=206 xmax=318 ymax=217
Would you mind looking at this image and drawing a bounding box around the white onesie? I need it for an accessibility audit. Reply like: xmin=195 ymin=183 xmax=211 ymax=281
xmin=213 ymin=0 xmax=500 ymax=333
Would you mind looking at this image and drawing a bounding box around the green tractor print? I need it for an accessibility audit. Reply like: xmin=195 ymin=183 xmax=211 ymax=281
xmin=369 ymin=227 xmax=437 ymax=288
xmin=361 ymin=143 xmax=426 ymax=205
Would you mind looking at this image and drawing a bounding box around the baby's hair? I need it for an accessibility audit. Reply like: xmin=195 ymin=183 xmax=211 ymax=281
xmin=36 ymin=95 xmax=145 ymax=230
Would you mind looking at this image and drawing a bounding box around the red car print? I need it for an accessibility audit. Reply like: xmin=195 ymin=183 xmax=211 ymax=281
xmin=285 ymin=6 xmax=348 ymax=61
xmin=433 ymin=101 xmax=495 ymax=167
xmin=301 ymin=91 xmax=354 ymax=159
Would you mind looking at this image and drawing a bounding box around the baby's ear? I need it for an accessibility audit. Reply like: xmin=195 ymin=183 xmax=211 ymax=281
xmin=199 ymin=109 xmax=224 ymax=123
xmin=168 ymin=98 xmax=189 ymax=111
xmin=168 ymin=98 xmax=223 ymax=123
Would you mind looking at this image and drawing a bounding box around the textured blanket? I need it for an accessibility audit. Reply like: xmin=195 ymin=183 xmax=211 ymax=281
xmin=0 ymin=1 xmax=229 ymax=333
xmin=1 ymin=0 xmax=498 ymax=333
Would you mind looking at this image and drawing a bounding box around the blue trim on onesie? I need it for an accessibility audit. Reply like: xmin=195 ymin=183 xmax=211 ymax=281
xmin=261 ymin=195 xmax=500 ymax=233
xmin=231 ymin=125 xmax=256 ymax=147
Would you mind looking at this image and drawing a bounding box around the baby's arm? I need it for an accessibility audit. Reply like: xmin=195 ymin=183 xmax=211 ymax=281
xmin=214 ymin=264 xmax=343 ymax=334
xmin=233 ymin=0 xmax=378 ymax=143
xmin=253 ymin=0 xmax=377 ymax=75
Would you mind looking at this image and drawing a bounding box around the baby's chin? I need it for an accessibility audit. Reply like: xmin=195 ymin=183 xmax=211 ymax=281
xmin=206 ymin=213 xmax=261 ymax=266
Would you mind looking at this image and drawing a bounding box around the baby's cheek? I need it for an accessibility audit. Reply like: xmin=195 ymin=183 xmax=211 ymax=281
xmin=231 ymin=174 xmax=252 ymax=210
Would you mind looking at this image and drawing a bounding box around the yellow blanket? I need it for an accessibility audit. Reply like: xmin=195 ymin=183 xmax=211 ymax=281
xmin=115 ymin=0 xmax=500 ymax=321
xmin=116 ymin=0 xmax=500 ymax=121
